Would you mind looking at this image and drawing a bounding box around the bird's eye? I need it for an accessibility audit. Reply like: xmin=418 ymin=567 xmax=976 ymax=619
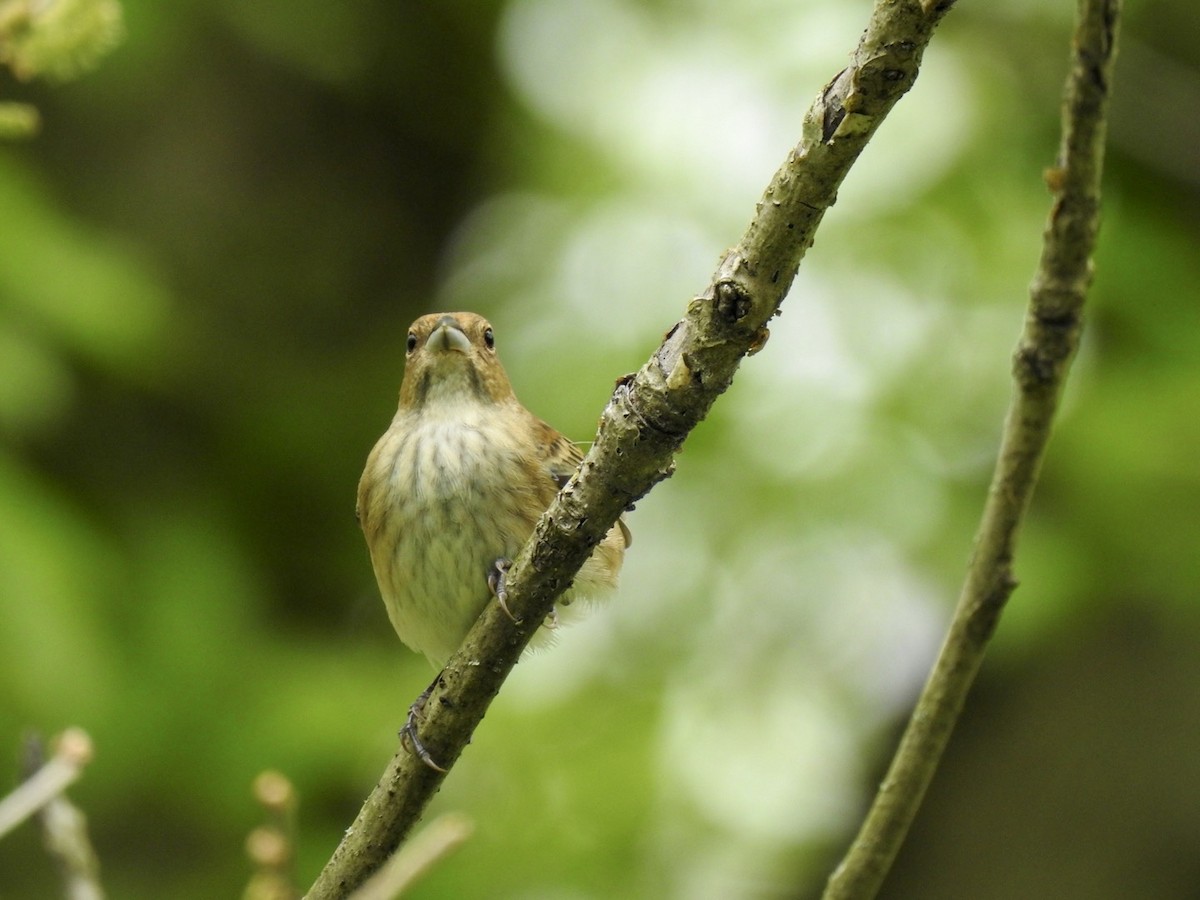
xmin=483 ymin=327 xmax=495 ymax=350
xmin=406 ymin=332 xmax=418 ymax=354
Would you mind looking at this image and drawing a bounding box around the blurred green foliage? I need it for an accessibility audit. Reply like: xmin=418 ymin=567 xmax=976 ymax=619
xmin=1 ymin=1 xmax=1197 ymax=898
xmin=0 ymin=0 xmax=124 ymax=137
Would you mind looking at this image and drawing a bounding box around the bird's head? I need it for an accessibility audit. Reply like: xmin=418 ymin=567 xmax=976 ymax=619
xmin=398 ymin=312 xmax=516 ymax=409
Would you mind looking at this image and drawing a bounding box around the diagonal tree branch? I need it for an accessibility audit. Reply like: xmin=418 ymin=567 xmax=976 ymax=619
xmin=307 ymin=1 xmax=957 ymax=896
xmin=822 ymin=1 xmax=1122 ymax=897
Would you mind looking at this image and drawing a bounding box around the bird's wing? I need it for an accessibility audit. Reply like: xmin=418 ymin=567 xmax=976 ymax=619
xmin=534 ymin=418 xmax=584 ymax=489
xmin=534 ymin=417 xmax=631 ymax=548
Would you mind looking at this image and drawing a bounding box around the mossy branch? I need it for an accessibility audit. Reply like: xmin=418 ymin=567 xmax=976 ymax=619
xmin=822 ymin=1 xmax=1121 ymax=897
xmin=306 ymin=2 xmax=956 ymax=896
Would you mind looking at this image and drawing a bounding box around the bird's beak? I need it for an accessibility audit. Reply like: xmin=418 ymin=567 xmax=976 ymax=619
xmin=427 ymin=318 xmax=471 ymax=354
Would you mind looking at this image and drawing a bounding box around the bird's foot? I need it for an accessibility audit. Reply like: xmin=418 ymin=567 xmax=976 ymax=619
xmin=400 ymin=677 xmax=446 ymax=772
xmin=488 ymin=557 xmax=516 ymax=621
xmin=488 ymin=557 xmax=559 ymax=629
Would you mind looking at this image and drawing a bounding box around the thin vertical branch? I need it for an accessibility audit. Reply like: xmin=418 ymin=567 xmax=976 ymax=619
xmin=823 ymin=1 xmax=1122 ymax=897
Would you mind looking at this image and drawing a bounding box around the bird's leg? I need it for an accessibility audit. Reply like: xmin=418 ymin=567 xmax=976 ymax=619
xmin=488 ymin=557 xmax=516 ymax=620
xmin=401 ymin=674 xmax=447 ymax=772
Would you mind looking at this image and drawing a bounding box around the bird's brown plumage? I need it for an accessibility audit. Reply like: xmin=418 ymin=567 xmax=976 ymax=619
xmin=357 ymin=312 xmax=629 ymax=665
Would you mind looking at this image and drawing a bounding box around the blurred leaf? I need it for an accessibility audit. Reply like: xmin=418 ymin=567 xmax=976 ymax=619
xmin=0 ymin=157 xmax=172 ymax=381
xmin=0 ymin=324 xmax=73 ymax=434
xmin=0 ymin=453 xmax=120 ymax=722
xmin=0 ymin=100 xmax=39 ymax=137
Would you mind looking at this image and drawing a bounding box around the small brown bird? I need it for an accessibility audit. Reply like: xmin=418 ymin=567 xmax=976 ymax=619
xmin=357 ymin=312 xmax=630 ymax=673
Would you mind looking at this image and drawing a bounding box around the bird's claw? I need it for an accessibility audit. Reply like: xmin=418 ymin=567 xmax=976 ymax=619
xmin=488 ymin=557 xmax=517 ymax=621
xmin=488 ymin=558 xmax=559 ymax=629
xmin=401 ymin=681 xmax=446 ymax=772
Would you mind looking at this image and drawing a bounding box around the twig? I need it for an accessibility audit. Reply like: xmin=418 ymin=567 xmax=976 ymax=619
xmin=39 ymin=796 xmax=105 ymax=900
xmin=346 ymin=813 xmax=473 ymax=900
xmin=9 ymin=729 xmax=105 ymax=900
xmin=822 ymin=1 xmax=1122 ymax=897
xmin=0 ymin=728 xmax=93 ymax=839
xmin=307 ymin=1 xmax=956 ymax=896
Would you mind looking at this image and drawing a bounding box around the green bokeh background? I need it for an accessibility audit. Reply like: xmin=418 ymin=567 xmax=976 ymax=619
xmin=2 ymin=1 xmax=1197 ymax=898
